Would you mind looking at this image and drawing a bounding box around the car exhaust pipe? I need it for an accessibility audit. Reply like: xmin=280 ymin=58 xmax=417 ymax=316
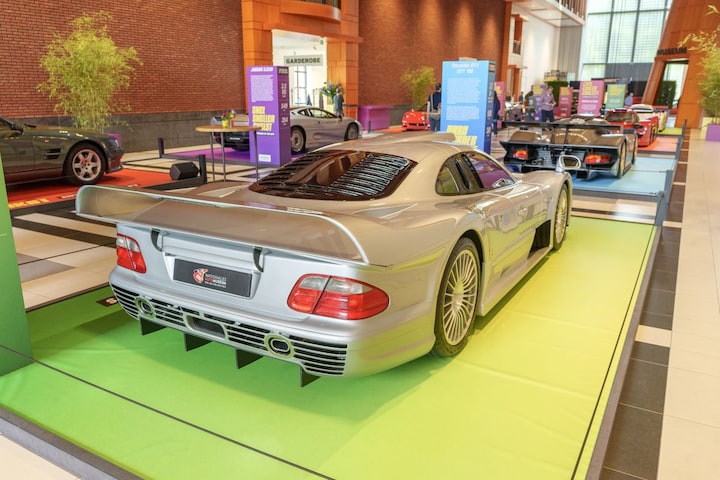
xmin=265 ymin=334 xmax=294 ymax=358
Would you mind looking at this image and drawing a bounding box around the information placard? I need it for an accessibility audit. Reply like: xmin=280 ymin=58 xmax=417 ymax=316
xmin=606 ymin=83 xmax=627 ymax=110
xmin=441 ymin=60 xmax=496 ymax=153
xmin=248 ymin=66 xmax=291 ymax=167
xmin=577 ymin=80 xmax=605 ymax=116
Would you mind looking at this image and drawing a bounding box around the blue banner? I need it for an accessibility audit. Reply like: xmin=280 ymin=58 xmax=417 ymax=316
xmin=441 ymin=60 xmax=496 ymax=153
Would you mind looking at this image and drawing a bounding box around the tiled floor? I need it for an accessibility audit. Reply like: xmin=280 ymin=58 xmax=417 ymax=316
xmin=3 ymin=128 xmax=716 ymax=479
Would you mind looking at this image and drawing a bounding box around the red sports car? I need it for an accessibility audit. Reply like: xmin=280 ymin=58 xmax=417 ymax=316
xmin=604 ymin=109 xmax=658 ymax=147
xmin=401 ymin=105 xmax=430 ymax=131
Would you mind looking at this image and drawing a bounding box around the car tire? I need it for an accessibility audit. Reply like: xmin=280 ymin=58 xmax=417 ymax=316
xmin=65 ymin=143 xmax=105 ymax=185
xmin=615 ymin=143 xmax=627 ymax=178
xmin=431 ymin=237 xmax=479 ymax=357
xmin=290 ymin=127 xmax=306 ymax=154
xmin=552 ymin=184 xmax=569 ymax=250
xmin=345 ymin=123 xmax=359 ymax=141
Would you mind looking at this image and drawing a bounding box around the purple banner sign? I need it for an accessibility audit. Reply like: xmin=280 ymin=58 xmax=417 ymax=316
xmin=248 ymin=66 xmax=291 ymax=167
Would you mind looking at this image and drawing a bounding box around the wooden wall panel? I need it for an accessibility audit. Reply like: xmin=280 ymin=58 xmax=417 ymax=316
xmin=644 ymin=0 xmax=720 ymax=128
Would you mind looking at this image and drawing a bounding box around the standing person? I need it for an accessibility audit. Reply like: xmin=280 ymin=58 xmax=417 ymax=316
xmin=624 ymin=92 xmax=634 ymax=107
xmin=492 ymin=89 xmax=501 ymax=134
xmin=334 ymin=86 xmax=344 ymax=120
xmin=428 ymin=83 xmax=442 ymax=131
xmin=539 ymin=85 xmax=556 ymax=123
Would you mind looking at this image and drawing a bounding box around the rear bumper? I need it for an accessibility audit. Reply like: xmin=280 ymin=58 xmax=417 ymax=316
xmin=109 ymin=276 xmax=435 ymax=378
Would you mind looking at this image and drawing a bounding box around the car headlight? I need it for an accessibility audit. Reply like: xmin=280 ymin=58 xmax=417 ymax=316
xmin=107 ymin=137 xmax=120 ymax=149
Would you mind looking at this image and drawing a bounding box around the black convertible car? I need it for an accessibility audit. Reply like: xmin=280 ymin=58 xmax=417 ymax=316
xmin=1 ymin=116 xmax=124 ymax=186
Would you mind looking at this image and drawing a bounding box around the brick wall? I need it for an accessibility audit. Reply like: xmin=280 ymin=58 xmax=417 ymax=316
xmin=1 ymin=0 xmax=245 ymax=150
xmin=1 ymin=0 xmax=245 ymax=118
xmin=358 ymin=0 xmax=505 ymax=122
xmin=1 ymin=1 xmax=505 ymax=150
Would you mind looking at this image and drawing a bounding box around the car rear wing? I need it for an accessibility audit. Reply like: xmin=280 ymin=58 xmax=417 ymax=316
xmin=504 ymin=120 xmax=625 ymax=132
xmin=75 ymin=185 xmax=371 ymax=264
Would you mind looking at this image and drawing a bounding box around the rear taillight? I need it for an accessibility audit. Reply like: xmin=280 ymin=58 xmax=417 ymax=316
xmin=584 ymin=153 xmax=612 ymax=165
xmin=287 ymin=274 xmax=389 ymax=320
xmin=116 ymin=234 xmax=147 ymax=273
xmin=512 ymin=148 xmax=528 ymax=160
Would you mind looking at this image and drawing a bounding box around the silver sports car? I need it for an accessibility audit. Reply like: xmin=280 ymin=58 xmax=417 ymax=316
xmin=210 ymin=107 xmax=362 ymax=155
xmin=76 ymin=132 xmax=574 ymax=384
xmin=289 ymin=106 xmax=362 ymax=154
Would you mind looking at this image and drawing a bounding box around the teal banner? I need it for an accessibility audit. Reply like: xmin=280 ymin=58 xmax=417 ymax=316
xmin=0 ymin=156 xmax=32 ymax=375
xmin=606 ymin=83 xmax=627 ymax=110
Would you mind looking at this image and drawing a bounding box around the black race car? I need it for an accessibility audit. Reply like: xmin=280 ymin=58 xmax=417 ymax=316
xmin=500 ymin=116 xmax=638 ymax=179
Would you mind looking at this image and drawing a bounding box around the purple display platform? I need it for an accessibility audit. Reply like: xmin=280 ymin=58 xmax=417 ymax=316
xmin=705 ymin=123 xmax=720 ymax=142
xmin=359 ymin=105 xmax=392 ymax=131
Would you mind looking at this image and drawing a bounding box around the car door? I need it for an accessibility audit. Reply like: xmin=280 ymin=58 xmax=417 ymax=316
xmin=449 ymin=151 xmax=546 ymax=287
xmin=0 ymin=120 xmax=35 ymax=181
xmin=306 ymin=107 xmax=345 ymax=145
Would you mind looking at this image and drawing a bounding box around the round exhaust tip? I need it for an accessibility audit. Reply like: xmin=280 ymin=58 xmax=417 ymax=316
xmin=135 ymin=297 xmax=155 ymax=318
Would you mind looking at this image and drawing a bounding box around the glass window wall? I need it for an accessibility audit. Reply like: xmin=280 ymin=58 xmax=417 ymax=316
xmin=580 ymin=0 xmax=673 ymax=84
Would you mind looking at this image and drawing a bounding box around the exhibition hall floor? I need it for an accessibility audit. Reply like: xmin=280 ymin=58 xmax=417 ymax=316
xmin=3 ymin=127 xmax=717 ymax=479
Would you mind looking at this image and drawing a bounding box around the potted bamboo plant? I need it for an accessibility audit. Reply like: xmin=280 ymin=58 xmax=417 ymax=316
xmin=400 ymin=66 xmax=436 ymax=110
xmin=38 ymin=11 xmax=141 ymax=134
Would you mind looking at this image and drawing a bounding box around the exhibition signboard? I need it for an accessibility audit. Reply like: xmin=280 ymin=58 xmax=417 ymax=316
xmin=577 ymin=80 xmax=605 ymax=116
xmin=247 ymin=65 xmax=291 ymax=167
xmin=558 ymin=86 xmax=573 ymax=118
xmin=606 ymin=83 xmax=627 ymax=110
xmin=0 ymin=157 xmax=32 ymax=375
xmin=441 ymin=60 xmax=496 ymax=153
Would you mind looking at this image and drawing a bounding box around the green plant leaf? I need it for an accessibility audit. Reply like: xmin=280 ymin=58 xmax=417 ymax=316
xmin=37 ymin=11 xmax=142 ymax=132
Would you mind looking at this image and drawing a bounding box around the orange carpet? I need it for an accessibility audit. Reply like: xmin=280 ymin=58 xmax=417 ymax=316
xmin=639 ymin=135 xmax=679 ymax=154
xmin=7 ymin=169 xmax=174 ymax=211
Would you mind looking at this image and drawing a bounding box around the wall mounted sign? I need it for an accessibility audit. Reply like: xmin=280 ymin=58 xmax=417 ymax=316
xmin=283 ymin=55 xmax=324 ymax=66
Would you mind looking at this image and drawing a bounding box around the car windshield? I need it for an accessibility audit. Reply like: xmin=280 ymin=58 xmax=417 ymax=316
xmin=605 ymin=112 xmax=637 ymax=123
xmin=249 ymin=149 xmax=416 ymax=200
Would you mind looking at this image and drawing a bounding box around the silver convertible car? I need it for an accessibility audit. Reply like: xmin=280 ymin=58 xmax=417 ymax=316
xmin=76 ymin=132 xmax=574 ymax=384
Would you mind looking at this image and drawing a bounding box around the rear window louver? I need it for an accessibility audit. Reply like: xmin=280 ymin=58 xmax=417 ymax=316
xmin=250 ymin=149 xmax=415 ymax=200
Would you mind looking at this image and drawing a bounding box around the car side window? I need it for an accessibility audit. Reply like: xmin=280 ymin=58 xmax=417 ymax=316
xmin=435 ymin=155 xmax=481 ymax=195
xmin=436 ymin=164 xmax=460 ymax=195
xmin=463 ymin=152 xmax=515 ymax=190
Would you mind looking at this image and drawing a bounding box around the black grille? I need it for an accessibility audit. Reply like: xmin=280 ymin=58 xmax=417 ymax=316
xmin=250 ymin=149 xmax=414 ymax=200
xmin=110 ymin=284 xmax=348 ymax=376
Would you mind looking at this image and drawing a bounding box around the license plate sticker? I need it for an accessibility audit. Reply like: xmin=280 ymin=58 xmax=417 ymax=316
xmin=173 ymin=259 xmax=251 ymax=297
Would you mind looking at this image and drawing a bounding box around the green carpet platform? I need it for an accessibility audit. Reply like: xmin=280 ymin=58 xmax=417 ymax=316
xmin=0 ymin=217 xmax=655 ymax=479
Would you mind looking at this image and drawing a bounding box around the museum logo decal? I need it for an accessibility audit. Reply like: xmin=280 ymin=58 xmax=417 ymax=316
xmin=193 ymin=268 xmax=228 ymax=289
